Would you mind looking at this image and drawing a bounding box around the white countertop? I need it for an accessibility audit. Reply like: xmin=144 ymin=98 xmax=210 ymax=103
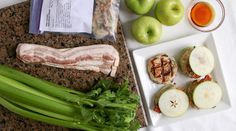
xmin=135 ymin=0 xmax=236 ymax=130
xmin=1 ymin=0 xmax=236 ymax=131
xmin=119 ymin=0 xmax=200 ymax=50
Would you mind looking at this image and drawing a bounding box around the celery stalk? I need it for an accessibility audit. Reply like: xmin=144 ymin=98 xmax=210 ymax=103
xmin=0 ymin=82 xmax=78 ymax=117
xmin=0 ymin=65 xmax=93 ymax=106
xmin=0 ymin=97 xmax=98 ymax=131
xmin=5 ymin=97 xmax=78 ymax=122
xmin=0 ymin=75 xmax=73 ymax=106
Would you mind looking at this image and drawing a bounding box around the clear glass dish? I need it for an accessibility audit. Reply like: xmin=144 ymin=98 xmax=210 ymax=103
xmin=187 ymin=0 xmax=225 ymax=32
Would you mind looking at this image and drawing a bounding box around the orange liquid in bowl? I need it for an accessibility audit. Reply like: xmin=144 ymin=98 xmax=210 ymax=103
xmin=191 ymin=2 xmax=215 ymax=27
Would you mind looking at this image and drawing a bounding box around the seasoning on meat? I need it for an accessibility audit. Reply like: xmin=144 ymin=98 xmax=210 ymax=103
xmin=16 ymin=44 xmax=120 ymax=77
xmin=147 ymin=54 xmax=178 ymax=84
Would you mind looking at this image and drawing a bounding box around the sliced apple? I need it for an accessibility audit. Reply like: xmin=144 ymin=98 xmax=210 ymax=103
xmin=154 ymin=84 xmax=174 ymax=105
xmin=189 ymin=46 xmax=214 ymax=76
xmin=193 ymin=81 xmax=222 ymax=109
xmin=158 ymin=89 xmax=189 ymax=117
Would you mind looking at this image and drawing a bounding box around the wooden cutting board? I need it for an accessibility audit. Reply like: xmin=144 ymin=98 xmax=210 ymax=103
xmin=0 ymin=1 xmax=147 ymax=130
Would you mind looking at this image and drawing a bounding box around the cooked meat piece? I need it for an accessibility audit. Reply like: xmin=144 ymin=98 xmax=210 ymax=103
xmin=16 ymin=44 xmax=120 ymax=77
xmin=147 ymin=54 xmax=178 ymax=84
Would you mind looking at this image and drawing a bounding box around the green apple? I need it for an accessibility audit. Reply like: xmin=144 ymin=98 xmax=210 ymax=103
xmin=131 ymin=16 xmax=162 ymax=44
xmin=125 ymin=0 xmax=155 ymax=15
xmin=155 ymin=0 xmax=184 ymax=26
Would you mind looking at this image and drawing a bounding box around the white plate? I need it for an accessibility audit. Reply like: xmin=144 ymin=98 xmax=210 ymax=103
xmin=132 ymin=33 xmax=231 ymax=127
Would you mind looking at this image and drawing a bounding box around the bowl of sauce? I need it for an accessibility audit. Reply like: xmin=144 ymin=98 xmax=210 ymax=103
xmin=187 ymin=0 xmax=225 ymax=32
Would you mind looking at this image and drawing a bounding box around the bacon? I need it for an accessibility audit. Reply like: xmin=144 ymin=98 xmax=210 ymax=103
xmin=16 ymin=44 xmax=120 ymax=77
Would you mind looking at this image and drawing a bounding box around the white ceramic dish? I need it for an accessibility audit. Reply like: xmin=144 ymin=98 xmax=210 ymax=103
xmin=132 ymin=33 xmax=231 ymax=127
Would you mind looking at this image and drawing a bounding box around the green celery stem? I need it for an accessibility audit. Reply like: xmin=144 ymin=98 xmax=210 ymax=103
xmin=0 ymin=97 xmax=98 ymax=131
xmin=0 ymin=82 xmax=78 ymax=117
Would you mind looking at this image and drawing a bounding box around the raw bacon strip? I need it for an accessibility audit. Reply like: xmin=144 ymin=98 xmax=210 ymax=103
xmin=16 ymin=44 xmax=120 ymax=77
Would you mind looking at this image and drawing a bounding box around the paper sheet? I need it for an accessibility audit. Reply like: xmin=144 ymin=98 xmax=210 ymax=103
xmin=39 ymin=0 xmax=94 ymax=33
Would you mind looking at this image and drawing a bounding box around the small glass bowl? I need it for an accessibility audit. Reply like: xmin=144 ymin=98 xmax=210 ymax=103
xmin=187 ymin=0 xmax=225 ymax=32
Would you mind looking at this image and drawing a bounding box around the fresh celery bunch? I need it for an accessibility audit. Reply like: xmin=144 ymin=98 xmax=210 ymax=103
xmin=0 ymin=65 xmax=141 ymax=131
